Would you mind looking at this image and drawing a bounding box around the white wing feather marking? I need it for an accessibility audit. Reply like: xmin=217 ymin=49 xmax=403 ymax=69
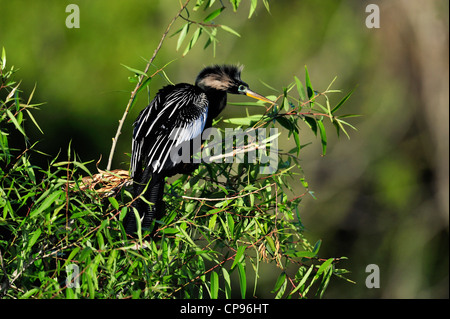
xmin=131 ymin=86 xmax=208 ymax=177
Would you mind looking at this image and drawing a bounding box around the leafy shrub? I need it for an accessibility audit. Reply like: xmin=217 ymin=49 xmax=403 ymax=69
xmin=0 ymin=1 xmax=356 ymax=299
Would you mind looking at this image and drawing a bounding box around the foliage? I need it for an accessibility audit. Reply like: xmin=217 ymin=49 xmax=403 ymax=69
xmin=0 ymin=1 xmax=355 ymax=299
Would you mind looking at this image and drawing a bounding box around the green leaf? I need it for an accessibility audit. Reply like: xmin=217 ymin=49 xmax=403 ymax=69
xmin=230 ymin=0 xmax=242 ymax=11
xmin=183 ymin=27 xmax=202 ymax=56
xmin=293 ymin=130 xmax=301 ymax=156
xmin=160 ymin=227 xmax=179 ymax=235
xmin=289 ymin=264 xmax=314 ymax=296
xmin=317 ymin=264 xmax=333 ymax=298
xmin=262 ymin=0 xmax=270 ymax=13
xmin=222 ymin=268 xmax=232 ymax=299
xmin=120 ymin=63 xmax=147 ymax=77
xmin=220 ymin=24 xmax=241 ymax=37
xmin=63 ymin=247 xmax=81 ymax=268
xmin=271 ymin=271 xmax=286 ymax=293
xmin=231 ymin=245 xmax=246 ymax=270
xmin=294 ymin=76 xmax=306 ymax=101
xmin=6 ymin=109 xmax=25 ymax=136
xmin=237 ymin=262 xmax=246 ymax=298
xmin=305 ymin=65 xmax=314 ymax=106
xmin=30 ymin=190 xmax=64 ymax=218
xmin=135 ymin=76 xmax=152 ymax=95
xmin=248 ymin=0 xmax=257 ymax=18
xmin=302 ymin=116 xmax=317 ymax=136
xmin=208 ymin=213 xmax=218 ymax=231
xmin=20 ymin=288 xmax=39 ymax=299
xmin=204 ymin=7 xmax=224 ymax=22
xmin=1 ymin=47 xmax=6 ymax=69
xmin=177 ymin=224 xmax=197 ymax=247
xmin=176 ymin=23 xmax=190 ymax=51
xmin=317 ymin=119 xmax=327 ymax=156
xmin=315 ymin=258 xmax=334 ymax=279
xmin=25 ymin=109 xmax=44 ymax=134
xmin=313 ymin=239 xmax=322 ymax=255
xmin=108 ymin=197 xmax=119 ymax=210
xmin=276 ymin=116 xmax=295 ymax=131
xmin=26 ymin=228 xmax=41 ymax=252
xmin=210 ymin=271 xmax=219 ymax=299
xmin=331 ymin=87 xmax=356 ymax=114
xmin=223 ymin=114 xmax=262 ymax=126
xmin=227 ymin=214 xmax=235 ymax=238
xmin=290 ymin=250 xmax=317 ymax=258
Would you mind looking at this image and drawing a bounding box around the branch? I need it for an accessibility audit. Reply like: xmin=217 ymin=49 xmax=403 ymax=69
xmin=106 ymin=0 xmax=192 ymax=171
xmin=181 ymin=183 xmax=275 ymax=202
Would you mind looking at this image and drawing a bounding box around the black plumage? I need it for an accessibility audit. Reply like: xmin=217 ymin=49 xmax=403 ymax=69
xmin=124 ymin=65 xmax=272 ymax=236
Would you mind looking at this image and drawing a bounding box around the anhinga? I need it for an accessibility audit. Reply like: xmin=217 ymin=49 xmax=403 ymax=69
xmin=124 ymin=65 xmax=272 ymax=235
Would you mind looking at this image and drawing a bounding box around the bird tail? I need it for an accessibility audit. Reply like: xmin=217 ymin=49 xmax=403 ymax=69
xmin=124 ymin=174 xmax=165 ymax=236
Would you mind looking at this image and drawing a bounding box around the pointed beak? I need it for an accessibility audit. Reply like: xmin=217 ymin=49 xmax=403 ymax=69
xmin=245 ymin=89 xmax=274 ymax=104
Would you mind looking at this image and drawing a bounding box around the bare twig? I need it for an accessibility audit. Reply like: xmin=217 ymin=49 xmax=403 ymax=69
xmin=106 ymin=0 xmax=192 ymax=171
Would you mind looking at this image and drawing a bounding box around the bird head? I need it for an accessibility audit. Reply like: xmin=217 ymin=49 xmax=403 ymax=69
xmin=195 ymin=65 xmax=272 ymax=103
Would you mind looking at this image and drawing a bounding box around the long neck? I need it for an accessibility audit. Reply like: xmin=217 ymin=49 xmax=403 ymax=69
xmin=204 ymin=89 xmax=227 ymax=128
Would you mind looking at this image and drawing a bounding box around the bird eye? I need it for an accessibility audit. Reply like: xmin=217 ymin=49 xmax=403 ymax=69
xmin=238 ymin=85 xmax=247 ymax=93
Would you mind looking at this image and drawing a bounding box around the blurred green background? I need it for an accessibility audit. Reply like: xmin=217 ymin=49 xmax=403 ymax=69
xmin=0 ymin=0 xmax=448 ymax=298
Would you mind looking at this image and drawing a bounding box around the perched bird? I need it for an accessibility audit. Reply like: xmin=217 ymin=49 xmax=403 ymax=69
xmin=124 ymin=65 xmax=272 ymax=235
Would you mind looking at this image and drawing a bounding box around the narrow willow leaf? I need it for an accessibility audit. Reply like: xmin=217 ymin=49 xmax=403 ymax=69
xmin=317 ymin=119 xmax=327 ymax=156
xmin=331 ymin=87 xmax=356 ymax=114
xmin=208 ymin=213 xmax=218 ymax=231
xmin=1 ymin=47 xmax=6 ymax=69
xmin=227 ymin=213 xmax=235 ymax=238
xmin=290 ymin=250 xmax=317 ymax=258
xmin=231 ymin=245 xmax=246 ymax=270
xmin=302 ymin=116 xmax=317 ymax=136
xmin=30 ymin=190 xmax=64 ymax=217
xmin=294 ymin=76 xmax=306 ymax=101
xmin=176 ymin=23 xmax=189 ymax=51
xmin=237 ymin=262 xmax=246 ymax=298
xmin=248 ymin=0 xmax=257 ymax=18
xmin=305 ymin=66 xmax=314 ymax=107
xmin=63 ymin=247 xmax=81 ymax=268
xmin=183 ymin=27 xmax=202 ymax=56
xmin=6 ymin=109 xmax=25 ymax=136
xmin=230 ymin=0 xmax=242 ymax=11
xmin=120 ymin=64 xmax=147 ymax=77
xmin=26 ymin=228 xmax=41 ymax=252
xmin=313 ymin=239 xmax=322 ymax=255
xmin=108 ymin=197 xmax=119 ymax=210
xmin=220 ymin=25 xmax=241 ymax=37
xmin=204 ymin=7 xmax=224 ymax=22
xmin=289 ymin=264 xmax=314 ymax=296
xmin=271 ymin=272 xmax=286 ymax=293
xmin=210 ymin=271 xmax=219 ymax=299
xmin=282 ymin=89 xmax=289 ymax=112
xmin=25 ymin=109 xmax=44 ymax=134
xmin=135 ymin=77 xmax=152 ymax=95
xmin=222 ymin=268 xmax=232 ymax=299
xmin=293 ymin=130 xmax=301 ymax=156
xmin=223 ymin=114 xmax=262 ymax=126
xmin=262 ymin=0 xmax=270 ymax=13
xmin=315 ymin=258 xmax=334 ymax=279
xmin=317 ymin=266 xmax=333 ymax=298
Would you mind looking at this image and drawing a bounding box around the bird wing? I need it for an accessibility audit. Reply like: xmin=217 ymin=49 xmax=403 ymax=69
xmin=130 ymin=84 xmax=208 ymax=178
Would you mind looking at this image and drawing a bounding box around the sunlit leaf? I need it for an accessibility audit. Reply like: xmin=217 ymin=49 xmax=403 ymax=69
xmin=248 ymin=0 xmax=257 ymax=18
xmin=176 ymin=23 xmax=190 ymax=51
xmin=210 ymin=271 xmax=219 ymax=299
xmin=220 ymin=24 xmax=241 ymax=37
xmin=204 ymin=7 xmax=224 ymax=22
